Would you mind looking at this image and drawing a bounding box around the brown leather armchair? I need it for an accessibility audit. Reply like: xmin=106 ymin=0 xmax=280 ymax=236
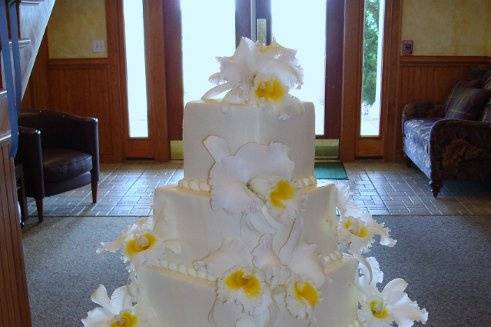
xmin=16 ymin=111 xmax=100 ymax=222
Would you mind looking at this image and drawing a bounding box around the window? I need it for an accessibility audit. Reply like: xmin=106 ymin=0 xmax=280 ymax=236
xmin=360 ymin=0 xmax=385 ymax=137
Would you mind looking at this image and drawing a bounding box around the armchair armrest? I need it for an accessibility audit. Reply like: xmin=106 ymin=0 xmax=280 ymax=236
xmin=429 ymin=119 xmax=491 ymax=179
xmin=17 ymin=126 xmax=44 ymax=198
xmin=22 ymin=111 xmax=101 ymax=182
xmin=402 ymin=101 xmax=445 ymax=123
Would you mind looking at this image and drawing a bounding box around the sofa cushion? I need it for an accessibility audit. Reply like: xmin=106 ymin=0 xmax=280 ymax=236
xmin=482 ymin=100 xmax=491 ymax=123
xmin=444 ymin=80 xmax=482 ymax=111
xmin=403 ymin=118 xmax=439 ymax=150
xmin=445 ymin=86 xmax=491 ymax=120
xmin=42 ymin=148 xmax=93 ymax=183
xmin=483 ymin=74 xmax=491 ymax=91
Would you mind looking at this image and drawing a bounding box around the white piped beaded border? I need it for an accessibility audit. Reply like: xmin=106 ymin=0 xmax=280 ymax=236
xmin=178 ymin=175 xmax=317 ymax=193
xmin=158 ymin=260 xmax=216 ymax=282
xmin=320 ymin=250 xmax=344 ymax=265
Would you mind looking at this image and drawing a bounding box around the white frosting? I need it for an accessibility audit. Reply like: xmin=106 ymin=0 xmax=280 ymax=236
xmin=138 ymin=258 xmax=358 ymax=327
xmin=183 ymin=101 xmax=315 ymax=182
xmin=153 ymin=184 xmax=339 ymax=268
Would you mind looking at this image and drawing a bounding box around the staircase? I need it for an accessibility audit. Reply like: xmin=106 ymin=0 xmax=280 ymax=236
xmin=0 ymin=0 xmax=55 ymax=140
xmin=0 ymin=1 xmax=55 ymax=326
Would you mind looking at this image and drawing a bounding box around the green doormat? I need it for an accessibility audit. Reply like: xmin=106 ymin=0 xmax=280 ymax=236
xmin=314 ymin=162 xmax=348 ymax=180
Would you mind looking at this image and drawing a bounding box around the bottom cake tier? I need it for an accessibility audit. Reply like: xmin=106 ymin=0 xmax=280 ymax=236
xmin=136 ymin=257 xmax=361 ymax=327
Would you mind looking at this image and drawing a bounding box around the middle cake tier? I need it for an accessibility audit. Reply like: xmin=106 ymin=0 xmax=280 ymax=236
xmin=153 ymin=183 xmax=341 ymax=268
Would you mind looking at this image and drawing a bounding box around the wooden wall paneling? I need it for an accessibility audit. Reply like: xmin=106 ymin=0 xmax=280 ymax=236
xmin=388 ymin=55 xmax=491 ymax=160
xmin=22 ymin=34 xmax=49 ymax=110
xmin=46 ymin=59 xmax=120 ymax=162
xmin=340 ymin=0 xmax=363 ymax=161
xmin=163 ymin=0 xmax=184 ymax=141
xmin=0 ymin=137 xmax=31 ymax=327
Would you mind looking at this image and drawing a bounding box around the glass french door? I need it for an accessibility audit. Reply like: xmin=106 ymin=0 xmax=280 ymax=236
xmin=270 ymin=0 xmax=327 ymax=135
xmin=356 ymin=0 xmax=386 ymax=157
xmin=180 ymin=0 xmax=236 ymax=106
xmin=121 ymin=0 xmax=154 ymax=159
xmin=166 ymin=0 xmax=343 ymax=147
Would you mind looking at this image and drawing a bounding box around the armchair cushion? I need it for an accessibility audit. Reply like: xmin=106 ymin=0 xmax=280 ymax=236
xmin=42 ymin=148 xmax=93 ymax=183
xmin=444 ymin=86 xmax=491 ymax=121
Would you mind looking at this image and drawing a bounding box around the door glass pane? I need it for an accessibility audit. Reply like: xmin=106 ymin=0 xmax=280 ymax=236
xmin=123 ymin=0 xmax=149 ymax=138
xmin=271 ymin=0 xmax=327 ymax=135
xmin=181 ymin=0 xmax=236 ymax=106
xmin=360 ymin=0 xmax=385 ymax=137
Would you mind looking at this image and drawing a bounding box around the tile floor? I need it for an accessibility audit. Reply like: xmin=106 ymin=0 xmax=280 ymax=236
xmin=27 ymin=160 xmax=491 ymax=218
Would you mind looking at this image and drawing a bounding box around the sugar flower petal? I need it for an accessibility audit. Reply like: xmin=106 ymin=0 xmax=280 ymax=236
xmin=285 ymin=278 xmax=321 ymax=321
xmin=202 ymin=37 xmax=304 ymax=118
xmin=357 ymin=272 xmax=428 ymax=327
xmin=206 ymin=137 xmax=295 ymax=216
xmin=217 ymin=267 xmax=272 ymax=316
xmin=82 ymin=285 xmax=139 ymax=327
xmin=194 ymin=239 xmax=253 ymax=277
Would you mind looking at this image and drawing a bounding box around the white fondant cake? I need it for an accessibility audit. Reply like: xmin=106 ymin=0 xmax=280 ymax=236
xmin=83 ymin=38 xmax=428 ymax=327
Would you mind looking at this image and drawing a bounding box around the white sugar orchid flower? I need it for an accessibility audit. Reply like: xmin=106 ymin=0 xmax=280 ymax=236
xmin=217 ymin=266 xmax=272 ymax=317
xmin=97 ymin=218 xmax=180 ymax=268
xmin=357 ymin=258 xmax=428 ymax=327
xmin=202 ymin=37 xmax=304 ymax=119
xmin=82 ymin=285 xmax=139 ymax=327
xmin=205 ymin=136 xmax=301 ymax=223
xmin=338 ymin=211 xmax=396 ymax=255
xmin=285 ymin=277 xmax=321 ymax=321
xmin=252 ymin=218 xmax=325 ymax=321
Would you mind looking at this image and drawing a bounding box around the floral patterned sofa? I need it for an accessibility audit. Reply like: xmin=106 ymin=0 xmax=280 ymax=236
xmin=402 ymin=69 xmax=491 ymax=197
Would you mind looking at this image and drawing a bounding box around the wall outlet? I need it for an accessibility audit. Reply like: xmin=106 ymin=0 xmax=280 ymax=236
xmin=92 ymin=40 xmax=106 ymax=53
xmin=402 ymin=40 xmax=413 ymax=55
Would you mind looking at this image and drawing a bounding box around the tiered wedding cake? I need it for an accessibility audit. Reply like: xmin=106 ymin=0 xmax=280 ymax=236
xmin=82 ymin=38 xmax=428 ymax=327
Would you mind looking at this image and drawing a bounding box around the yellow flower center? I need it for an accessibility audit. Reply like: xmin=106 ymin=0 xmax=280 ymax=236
xmin=269 ymin=180 xmax=296 ymax=209
xmin=369 ymin=299 xmax=389 ymax=319
xmin=109 ymin=310 xmax=139 ymax=327
xmin=224 ymin=269 xmax=262 ymax=299
xmin=294 ymin=281 xmax=319 ymax=307
xmin=255 ymin=78 xmax=286 ymax=102
xmin=343 ymin=219 xmax=369 ymax=239
xmin=125 ymin=232 xmax=157 ymax=257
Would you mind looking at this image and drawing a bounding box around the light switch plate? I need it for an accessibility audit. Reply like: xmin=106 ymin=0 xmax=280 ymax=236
xmin=92 ymin=40 xmax=106 ymax=53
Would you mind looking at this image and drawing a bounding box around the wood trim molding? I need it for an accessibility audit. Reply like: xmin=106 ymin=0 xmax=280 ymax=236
xmin=380 ymin=0 xmax=402 ymax=161
xmin=163 ymin=0 xmax=184 ymax=141
xmin=324 ymin=0 xmax=344 ymax=139
xmin=144 ymin=0 xmax=170 ymax=161
xmin=47 ymin=58 xmax=110 ymax=68
xmin=400 ymin=55 xmax=491 ymax=66
xmin=340 ymin=0 xmax=363 ymax=161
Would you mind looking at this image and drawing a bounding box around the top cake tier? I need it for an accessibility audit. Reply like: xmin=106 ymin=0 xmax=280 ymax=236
xmin=183 ymin=101 xmax=315 ymax=182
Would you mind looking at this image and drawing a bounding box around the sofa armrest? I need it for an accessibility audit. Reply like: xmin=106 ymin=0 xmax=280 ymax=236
xmin=17 ymin=126 xmax=45 ymax=198
xmin=429 ymin=119 xmax=491 ymax=179
xmin=402 ymin=101 xmax=445 ymax=123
